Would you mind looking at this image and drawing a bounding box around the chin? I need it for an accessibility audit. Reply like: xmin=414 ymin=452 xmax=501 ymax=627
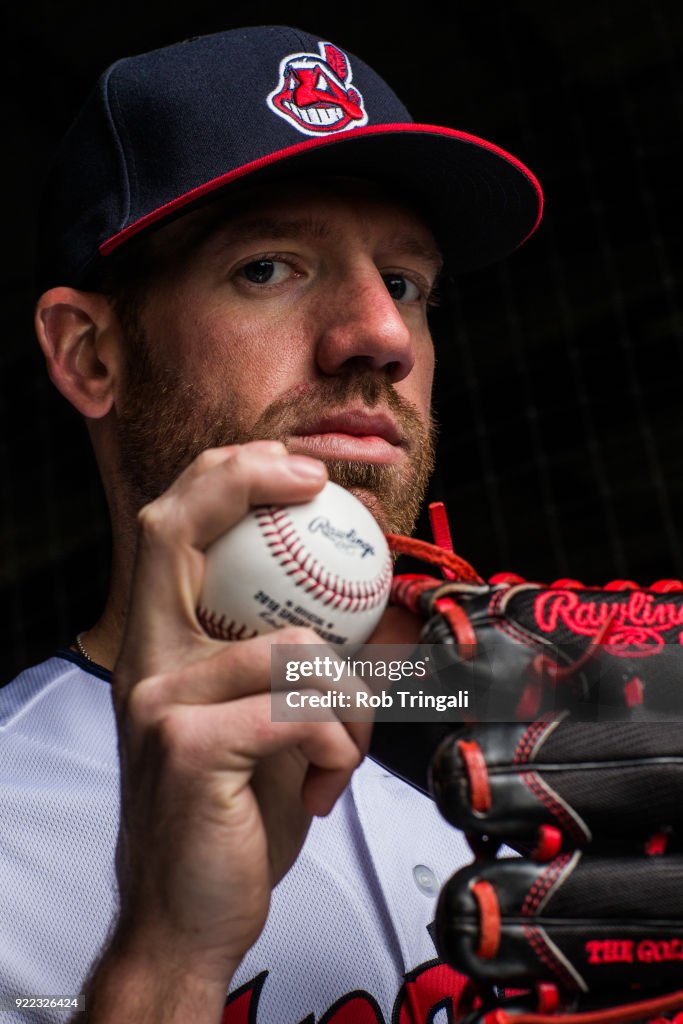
xmin=322 ymin=459 xmax=423 ymax=537
xmin=345 ymin=487 xmax=400 ymax=536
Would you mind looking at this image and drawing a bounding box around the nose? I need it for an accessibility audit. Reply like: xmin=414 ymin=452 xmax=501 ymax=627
xmin=314 ymin=266 xmax=417 ymax=384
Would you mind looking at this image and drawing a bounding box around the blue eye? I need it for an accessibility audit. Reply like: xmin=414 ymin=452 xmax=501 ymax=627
xmin=382 ymin=274 xmax=420 ymax=302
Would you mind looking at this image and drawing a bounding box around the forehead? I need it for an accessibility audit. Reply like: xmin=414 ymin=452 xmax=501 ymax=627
xmin=148 ymin=176 xmax=442 ymax=268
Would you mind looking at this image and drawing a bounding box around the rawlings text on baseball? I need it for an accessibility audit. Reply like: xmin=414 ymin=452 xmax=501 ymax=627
xmin=198 ymin=481 xmax=393 ymax=649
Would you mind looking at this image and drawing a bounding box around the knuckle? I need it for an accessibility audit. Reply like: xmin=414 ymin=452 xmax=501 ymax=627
xmin=192 ymin=447 xmax=228 ymax=473
xmin=343 ymin=743 xmax=364 ymax=773
xmin=223 ymin=445 xmax=255 ymax=478
xmin=204 ymin=447 xmax=254 ymax=499
xmin=220 ymin=642 xmax=269 ymax=682
xmin=136 ymin=498 xmax=167 ymax=536
xmin=118 ymin=679 xmax=204 ymax=762
xmin=123 ymin=673 xmax=167 ymax=723
xmin=155 ymin=708 xmax=189 ymax=754
xmin=222 ymin=443 xmax=284 ymax=481
xmin=136 ymin=496 xmax=183 ymax=544
xmin=331 ymin=727 xmax=364 ymax=771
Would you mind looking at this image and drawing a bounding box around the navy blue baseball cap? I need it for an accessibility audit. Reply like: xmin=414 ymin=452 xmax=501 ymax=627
xmin=36 ymin=25 xmax=543 ymax=292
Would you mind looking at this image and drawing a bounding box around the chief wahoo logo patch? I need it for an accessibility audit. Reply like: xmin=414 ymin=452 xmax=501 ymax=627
xmin=267 ymin=41 xmax=368 ymax=136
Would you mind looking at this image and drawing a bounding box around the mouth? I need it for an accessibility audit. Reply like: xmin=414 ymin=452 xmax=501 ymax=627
xmin=287 ymin=410 xmax=405 ymax=465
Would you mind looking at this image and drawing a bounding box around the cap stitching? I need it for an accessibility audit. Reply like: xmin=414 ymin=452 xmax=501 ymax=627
xmin=101 ymin=59 xmax=134 ymax=234
xmin=276 ymin=25 xmax=314 ymax=50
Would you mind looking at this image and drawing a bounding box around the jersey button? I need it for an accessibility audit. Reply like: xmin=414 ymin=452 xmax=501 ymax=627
xmin=413 ymin=864 xmax=438 ymax=896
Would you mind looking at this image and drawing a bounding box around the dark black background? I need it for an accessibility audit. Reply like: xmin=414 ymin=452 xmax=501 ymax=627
xmin=3 ymin=1 xmax=682 ymax=679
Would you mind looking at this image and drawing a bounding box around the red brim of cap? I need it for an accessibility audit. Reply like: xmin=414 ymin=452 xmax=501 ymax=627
xmin=99 ymin=123 xmax=543 ymax=274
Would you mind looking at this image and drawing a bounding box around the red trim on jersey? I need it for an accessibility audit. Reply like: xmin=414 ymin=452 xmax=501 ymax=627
xmin=319 ymin=991 xmax=384 ymax=1023
xmin=395 ymin=959 xmax=475 ymax=1024
xmin=222 ymin=971 xmax=268 ymax=1023
xmin=98 ymin=123 xmax=544 ymax=256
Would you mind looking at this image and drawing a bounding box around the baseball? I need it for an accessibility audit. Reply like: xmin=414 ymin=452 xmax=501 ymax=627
xmin=198 ymin=481 xmax=393 ymax=650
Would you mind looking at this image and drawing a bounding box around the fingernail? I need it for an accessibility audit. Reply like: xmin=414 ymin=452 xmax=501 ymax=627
xmin=286 ymin=456 xmax=327 ymax=480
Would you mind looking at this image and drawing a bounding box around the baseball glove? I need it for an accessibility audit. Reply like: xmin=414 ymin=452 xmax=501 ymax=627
xmin=380 ymin=510 xmax=683 ymax=1024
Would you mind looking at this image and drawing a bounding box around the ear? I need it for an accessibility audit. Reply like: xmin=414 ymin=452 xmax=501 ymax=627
xmin=35 ymin=287 xmax=124 ymax=419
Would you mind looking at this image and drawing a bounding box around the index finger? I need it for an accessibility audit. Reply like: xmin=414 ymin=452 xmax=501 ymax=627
xmin=118 ymin=443 xmax=327 ymax=679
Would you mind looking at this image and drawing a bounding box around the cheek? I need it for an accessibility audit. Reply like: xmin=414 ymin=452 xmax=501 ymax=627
xmin=401 ymin=331 xmax=435 ymax=418
xmin=421 ymin=341 xmax=436 ymax=394
xmin=140 ymin=290 xmax=214 ymax=370
xmin=153 ymin=300 xmax=316 ymax=418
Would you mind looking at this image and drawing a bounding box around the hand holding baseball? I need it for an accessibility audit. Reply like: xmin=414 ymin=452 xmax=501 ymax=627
xmin=87 ymin=443 xmax=372 ymax=1018
xmin=198 ymin=479 xmax=393 ymax=650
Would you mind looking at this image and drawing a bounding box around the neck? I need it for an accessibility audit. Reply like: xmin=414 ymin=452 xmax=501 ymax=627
xmin=76 ymin=513 xmax=139 ymax=672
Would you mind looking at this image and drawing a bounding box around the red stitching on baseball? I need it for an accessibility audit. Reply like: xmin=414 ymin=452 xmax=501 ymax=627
xmin=253 ymin=506 xmax=392 ymax=612
xmin=196 ymin=606 xmax=259 ymax=642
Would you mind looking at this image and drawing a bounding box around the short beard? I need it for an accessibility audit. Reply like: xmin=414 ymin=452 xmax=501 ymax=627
xmin=116 ymin=325 xmax=435 ymax=536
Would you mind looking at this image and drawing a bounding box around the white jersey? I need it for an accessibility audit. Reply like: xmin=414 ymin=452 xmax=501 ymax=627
xmin=0 ymin=655 xmax=473 ymax=1023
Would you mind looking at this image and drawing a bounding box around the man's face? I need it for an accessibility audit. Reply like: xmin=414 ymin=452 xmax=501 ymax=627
xmin=115 ymin=179 xmax=441 ymax=535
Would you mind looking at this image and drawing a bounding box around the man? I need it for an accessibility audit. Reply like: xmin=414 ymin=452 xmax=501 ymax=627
xmin=2 ymin=25 xmax=542 ymax=1023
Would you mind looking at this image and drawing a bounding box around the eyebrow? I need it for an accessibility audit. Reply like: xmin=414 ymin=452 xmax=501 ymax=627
xmin=380 ymin=233 xmax=444 ymax=273
xmin=208 ymin=216 xmax=443 ymax=272
xmin=212 ymin=215 xmax=334 ymax=248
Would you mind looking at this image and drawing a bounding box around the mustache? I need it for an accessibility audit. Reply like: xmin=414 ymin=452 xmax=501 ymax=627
xmin=242 ymin=373 xmax=429 ymax=448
